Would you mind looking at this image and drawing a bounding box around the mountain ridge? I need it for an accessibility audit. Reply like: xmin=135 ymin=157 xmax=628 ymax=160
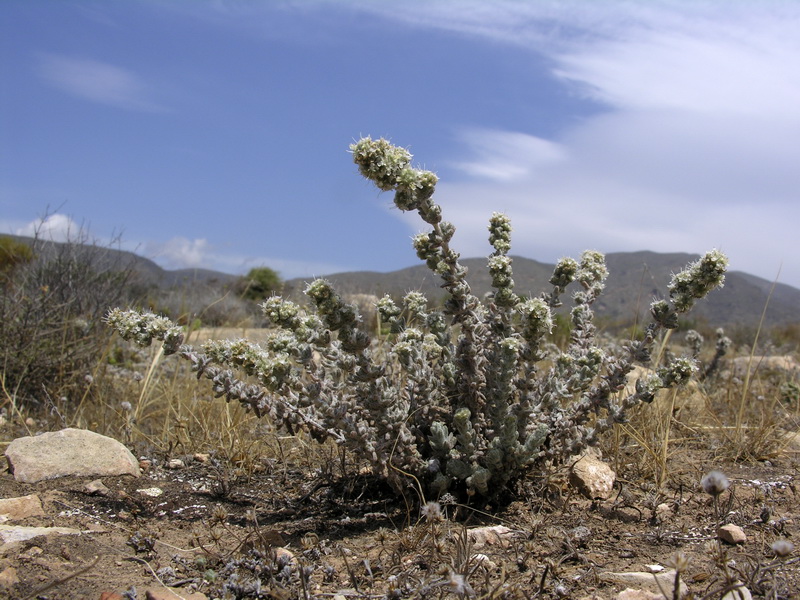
xmin=4 ymin=234 xmax=797 ymax=331
xmin=283 ymin=252 xmax=798 ymax=331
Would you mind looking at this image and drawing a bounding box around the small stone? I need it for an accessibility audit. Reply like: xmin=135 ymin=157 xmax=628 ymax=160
xmin=0 ymin=494 xmax=44 ymax=521
xmin=646 ymin=564 xmax=664 ymax=573
xmin=137 ymin=487 xmax=164 ymax=497
xmin=721 ymin=584 xmax=752 ymax=600
xmin=569 ymin=525 xmax=592 ymax=547
xmin=193 ymin=453 xmax=210 ymax=463
xmin=165 ymin=459 xmax=185 ymax=469
xmin=718 ymin=524 xmax=747 ymax=544
xmin=468 ymin=525 xmax=518 ymax=549
xmin=471 ymin=553 xmax=497 ymax=570
xmin=19 ymin=545 xmax=43 ymax=559
xmin=85 ymin=480 xmax=111 ymax=496
xmin=570 ymin=454 xmax=616 ymax=500
xmin=600 ymin=570 xmax=688 ymax=598
xmin=617 ymin=590 xmax=663 ymax=600
xmin=273 ymin=547 xmax=296 ymax=566
xmin=656 ymin=503 xmax=671 ymax=516
xmin=145 ymin=589 xmax=208 ymax=600
xmin=0 ymin=566 xmax=19 ymax=588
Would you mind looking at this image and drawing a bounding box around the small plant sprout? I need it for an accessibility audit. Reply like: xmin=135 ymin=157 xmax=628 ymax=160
xmin=663 ymin=551 xmax=691 ymax=600
xmin=107 ymin=136 xmax=728 ymax=502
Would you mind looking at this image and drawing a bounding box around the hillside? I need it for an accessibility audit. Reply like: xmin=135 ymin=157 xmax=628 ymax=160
xmin=285 ymin=252 xmax=799 ymax=332
xmin=4 ymin=234 xmax=797 ymax=332
xmin=2 ymin=234 xmax=240 ymax=289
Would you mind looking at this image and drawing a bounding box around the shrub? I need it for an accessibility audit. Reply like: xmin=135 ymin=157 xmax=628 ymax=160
xmin=0 ymin=236 xmax=35 ymax=282
xmin=238 ymin=267 xmax=282 ymax=302
xmin=1 ymin=228 xmax=139 ymax=409
xmin=107 ymin=137 xmax=727 ymax=501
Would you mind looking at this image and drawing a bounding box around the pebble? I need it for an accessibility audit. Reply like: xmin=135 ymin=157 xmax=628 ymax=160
xmin=85 ymin=480 xmax=111 ymax=496
xmin=0 ymin=494 xmax=44 ymax=521
xmin=718 ymin=524 xmax=747 ymax=545
xmin=570 ymin=454 xmax=616 ymax=500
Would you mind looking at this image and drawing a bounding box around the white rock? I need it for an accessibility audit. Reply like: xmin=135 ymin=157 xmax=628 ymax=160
xmin=471 ymin=553 xmax=497 ymax=570
xmin=0 ymin=524 xmax=80 ymax=548
xmin=600 ymin=570 xmax=689 ymax=598
xmin=4 ymin=428 xmax=140 ymax=483
xmin=721 ymin=584 xmax=752 ymax=600
xmin=617 ymin=590 xmax=663 ymax=600
xmin=467 ymin=525 xmax=519 ymax=549
xmin=646 ymin=564 xmax=664 ymax=573
xmin=570 ymin=454 xmax=616 ymax=500
xmin=0 ymin=494 xmax=44 ymax=521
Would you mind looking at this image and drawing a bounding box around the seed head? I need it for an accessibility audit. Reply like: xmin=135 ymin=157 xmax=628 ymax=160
xmin=420 ymin=501 xmax=443 ymax=522
xmin=771 ymin=539 xmax=794 ymax=558
xmin=701 ymin=470 xmax=730 ymax=497
xmin=665 ymin=551 xmax=691 ymax=573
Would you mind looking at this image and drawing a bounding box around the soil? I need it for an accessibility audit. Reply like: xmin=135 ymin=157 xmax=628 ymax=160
xmin=1 ymin=430 xmax=798 ymax=600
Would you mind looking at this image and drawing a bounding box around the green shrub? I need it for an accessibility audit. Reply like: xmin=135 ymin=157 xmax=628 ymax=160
xmin=238 ymin=266 xmax=282 ymax=302
xmin=0 ymin=236 xmax=35 ymax=282
xmin=108 ymin=137 xmax=727 ymax=502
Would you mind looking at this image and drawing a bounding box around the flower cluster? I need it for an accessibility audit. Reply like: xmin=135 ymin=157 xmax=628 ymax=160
xmin=107 ymin=137 xmax=727 ymax=501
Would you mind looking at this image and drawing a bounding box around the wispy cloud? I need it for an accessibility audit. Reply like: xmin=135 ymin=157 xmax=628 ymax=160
xmin=37 ymin=54 xmax=166 ymax=112
xmin=348 ymin=0 xmax=800 ymax=287
xmin=449 ymin=129 xmax=566 ymax=182
xmin=144 ymin=237 xmax=212 ymax=270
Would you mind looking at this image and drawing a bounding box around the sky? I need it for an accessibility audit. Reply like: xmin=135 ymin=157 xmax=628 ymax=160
xmin=2 ymin=1 xmax=799 ymax=290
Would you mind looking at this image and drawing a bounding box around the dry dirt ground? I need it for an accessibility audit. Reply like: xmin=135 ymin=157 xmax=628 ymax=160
xmin=1 ymin=421 xmax=799 ymax=600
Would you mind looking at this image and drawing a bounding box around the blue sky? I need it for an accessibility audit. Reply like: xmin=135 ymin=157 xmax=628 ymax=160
xmin=2 ymin=1 xmax=799 ymax=290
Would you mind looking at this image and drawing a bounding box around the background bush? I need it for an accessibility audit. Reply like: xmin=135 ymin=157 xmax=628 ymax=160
xmin=0 ymin=228 xmax=139 ymax=410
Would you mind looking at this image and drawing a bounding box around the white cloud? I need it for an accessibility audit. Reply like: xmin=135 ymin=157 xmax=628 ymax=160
xmin=15 ymin=214 xmax=82 ymax=242
xmin=145 ymin=237 xmax=212 ymax=270
xmin=346 ymin=1 xmax=800 ymax=288
xmin=37 ymin=54 xmax=165 ymax=112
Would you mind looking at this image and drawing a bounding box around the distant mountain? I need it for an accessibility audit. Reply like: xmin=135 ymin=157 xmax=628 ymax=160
xmin=3 ymin=234 xmax=241 ymax=289
xmin=5 ymin=234 xmax=796 ymax=332
xmin=285 ymin=251 xmax=799 ymax=331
